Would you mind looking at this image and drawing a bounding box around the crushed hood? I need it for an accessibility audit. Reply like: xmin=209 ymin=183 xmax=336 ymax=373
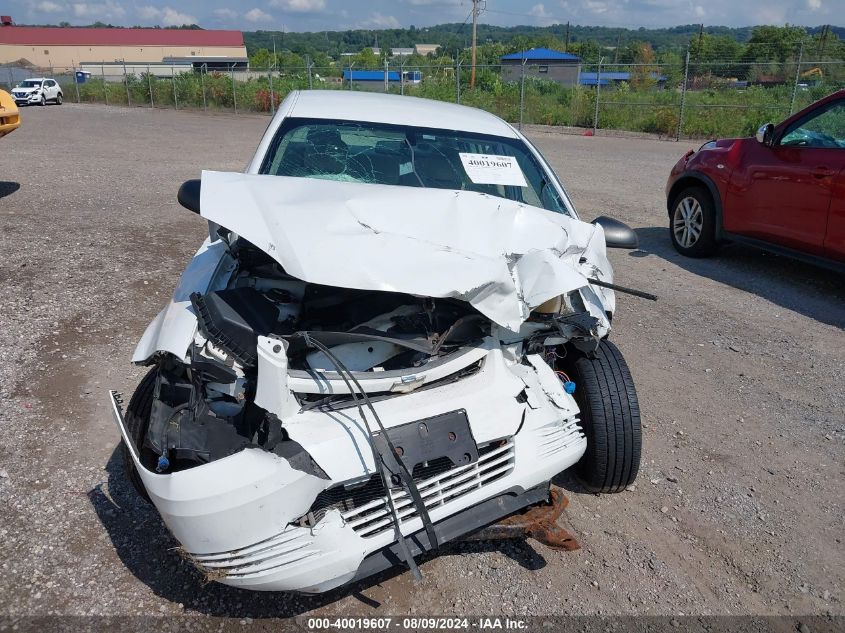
xmin=200 ymin=170 xmax=611 ymax=332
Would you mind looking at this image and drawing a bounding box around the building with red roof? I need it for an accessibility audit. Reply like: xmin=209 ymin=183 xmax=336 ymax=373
xmin=0 ymin=24 xmax=247 ymax=71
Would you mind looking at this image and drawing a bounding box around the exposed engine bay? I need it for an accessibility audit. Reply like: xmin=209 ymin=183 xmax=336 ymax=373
xmin=145 ymin=237 xmax=494 ymax=470
xmin=141 ymin=233 xmax=601 ymax=473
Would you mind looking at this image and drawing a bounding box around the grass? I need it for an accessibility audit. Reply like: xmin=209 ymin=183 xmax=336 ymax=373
xmin=60 ymin=71 xmax=845 ymax=139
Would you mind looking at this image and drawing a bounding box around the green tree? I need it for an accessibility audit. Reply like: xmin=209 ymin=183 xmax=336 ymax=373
xmin=569 ymin=40 xmax=601 ymax=63
xmin=352 ymin=47 xmax=380 ymax=68
xmin=276 ymin=50 xmax=305 ymax=68
xmin=745 ymin=25 xmax=806 ymax=63
xmin=250 ymin=48 xmax=272 ymax=68
xmin=310 ymin=51 xmax=333 ymax=69
xmin=630 ymin=42 xmax=657 ymax=89
xmin=689 ymin=33 xmax=744 ymax=77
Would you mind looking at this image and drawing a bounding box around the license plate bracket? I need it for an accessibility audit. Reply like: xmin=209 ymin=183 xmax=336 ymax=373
xmin=384 ymin=409 xmax=478 ymax=472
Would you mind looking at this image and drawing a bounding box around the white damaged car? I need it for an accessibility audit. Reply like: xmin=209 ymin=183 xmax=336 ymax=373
xmin=110 ymin=90 xmax=643 ymax=594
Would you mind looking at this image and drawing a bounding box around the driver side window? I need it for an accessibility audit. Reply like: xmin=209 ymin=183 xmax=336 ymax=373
xmin=780 ymin=101 xmax=845 ymax=149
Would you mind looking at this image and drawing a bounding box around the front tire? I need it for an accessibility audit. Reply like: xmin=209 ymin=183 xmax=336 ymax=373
xmin=39 ymin=95 xmax=46 ymax=106
xmin=122 ymin=368 xmax=159 ymax=503
xmin=562 ymin=340 xmax=641 ymax=493
xmin=669 ymin=186 xmax=718 ymax=257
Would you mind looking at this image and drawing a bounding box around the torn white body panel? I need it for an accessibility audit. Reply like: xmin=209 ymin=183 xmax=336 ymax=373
xmin=199 ymin=170 xmax=612 ymax=334
xmin=282 ymin=345 xmax=529 ymax=482
xmin=132 ymin=239 xmax=235 ymax=363
xmin=110 ymin=341 xmax=586 ymax=592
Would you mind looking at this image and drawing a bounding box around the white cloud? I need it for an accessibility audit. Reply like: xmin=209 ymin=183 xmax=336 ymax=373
xmin=527 ymin=4 xmax=560 ymax=26
xmin=360 ymin=12 xmax=401 ymax=28
xmin=136 ymin=5 xmax=159 ymax=20
xmin=213 ymin=8 xmax=238 ymax=20
xmin=161 ymin=7 xmax=197 ymax=25
xmin=694 ymin=5 xmax=705 ymax=18
xmin=583 ymin=0 xmax=609 ymax=14
xmin=71 ymin=1 xmax=126 ymax=19
xmin=529 ymin=4 xmax=552 ymax=18
xmin=806 ymin=0 xmax=822 ymax=9
xmin=136 ymin=5 xmax=197 ymax=26
xmin=35 ymin=1 xmax=64 ymax=12
xmin=244 ymin=8 xmax=273 ymax=23
xmin=268 ymin=0 xmax=326 ymax=12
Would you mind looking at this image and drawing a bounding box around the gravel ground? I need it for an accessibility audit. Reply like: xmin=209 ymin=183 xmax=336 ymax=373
xmin=1 ymin=103 xmax=843 ymax=629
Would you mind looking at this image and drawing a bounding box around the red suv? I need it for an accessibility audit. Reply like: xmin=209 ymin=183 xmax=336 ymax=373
xmin=665 ymin=89 xmax=845 ymax=271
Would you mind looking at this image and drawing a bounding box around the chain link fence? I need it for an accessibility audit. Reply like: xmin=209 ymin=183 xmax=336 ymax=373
xmin=5 ymin=48 xmax=843 ymax=140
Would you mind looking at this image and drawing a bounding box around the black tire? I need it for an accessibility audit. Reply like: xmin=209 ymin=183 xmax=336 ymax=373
xmin=56 ymin=92 xmax=63 ymax=105
xmin=563 ymin=340 xmax=641 ymax=493
xmin=122 ymin=367 xmax=159 ymax=503
xmin=39 ymin=95 xmax=46 ymax=106
xmin=669 ymin=186 xmax=718 ymax=257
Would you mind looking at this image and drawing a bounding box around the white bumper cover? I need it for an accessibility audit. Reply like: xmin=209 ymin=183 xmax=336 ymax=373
xmin=111 ymin=346 xmax=586 ymax=593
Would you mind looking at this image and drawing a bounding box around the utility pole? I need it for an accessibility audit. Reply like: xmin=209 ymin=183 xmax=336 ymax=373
xmin=696 ymin=23 xmax=704 ymax=58
xmin=613 ymin=31 xmax=621 ymax=64
xmin=564 ymin=22 xmax=570 ymax=52
xmin=819 ymin=24 xmax=829 ymax=58
xmin=470 ymin=0 xmax=483 ymax=89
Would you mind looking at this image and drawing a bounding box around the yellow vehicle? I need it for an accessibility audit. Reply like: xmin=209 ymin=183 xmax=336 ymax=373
xmin=0 ymin=89 xmax=21 ymax=138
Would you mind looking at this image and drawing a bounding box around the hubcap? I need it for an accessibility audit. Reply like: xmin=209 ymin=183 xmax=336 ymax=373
xmin=673 ymin=196 xmax=703 ymax=248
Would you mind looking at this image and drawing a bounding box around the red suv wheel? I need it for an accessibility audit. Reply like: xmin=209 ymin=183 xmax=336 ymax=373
xmin=669 ymin=187 xmax=718 ymax=257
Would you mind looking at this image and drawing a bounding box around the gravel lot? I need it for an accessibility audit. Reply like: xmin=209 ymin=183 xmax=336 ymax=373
xmin=1 ymin=103 xmax=843 ymax=629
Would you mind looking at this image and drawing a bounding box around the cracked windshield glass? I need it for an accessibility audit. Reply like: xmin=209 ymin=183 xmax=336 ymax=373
xmin=260 ymin=118 xmax=570 ymax=215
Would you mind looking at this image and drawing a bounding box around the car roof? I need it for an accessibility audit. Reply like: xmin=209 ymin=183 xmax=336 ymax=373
xmin=286 ymin=90 xmax=520 ymax=139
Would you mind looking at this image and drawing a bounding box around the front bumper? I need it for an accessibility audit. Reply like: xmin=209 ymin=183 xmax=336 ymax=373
xmin=109 ymin=349 xmax=587 ymax=593
xmin=13 ymin=93 xmax=41 ymax=105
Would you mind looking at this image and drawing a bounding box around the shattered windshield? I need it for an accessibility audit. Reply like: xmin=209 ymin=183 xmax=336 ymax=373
xmin=260 ymin=117 xmax=570 ymax=215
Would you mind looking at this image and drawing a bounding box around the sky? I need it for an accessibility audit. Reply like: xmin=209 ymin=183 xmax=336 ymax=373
xmin=10 ymin=0 xmax=843 ymax=32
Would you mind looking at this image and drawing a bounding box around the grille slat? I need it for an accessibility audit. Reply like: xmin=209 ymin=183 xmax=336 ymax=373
xmin=222 ymin=548 xmax=322 ymax=578
xmin=188 ymin=529 xmax=319 ymax=580
xmin=199 ymin=540 xmax=315 ymax=570
xmin=304 ymin=438 xmax=516 ymax=538
xmin=192 ymin=529 xmax=308 ymax=562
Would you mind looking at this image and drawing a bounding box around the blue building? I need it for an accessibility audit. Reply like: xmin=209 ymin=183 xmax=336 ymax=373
xmin=579 ymin=71 xmax=668 ymax=88
xmin=342 ymin=69 xmax=422 ymax=91
xmin=500 ymin=48 xmax=582 ymax=86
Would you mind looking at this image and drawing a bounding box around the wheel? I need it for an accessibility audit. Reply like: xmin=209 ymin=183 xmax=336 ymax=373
xmin=562 ymin=340 xmax=641 ymax=493
xmin=56 ymin=92 xmax=63 ymax=105
xmin=39 ymin=95 xmax=46 ymax=106
xmin=669 ymin=186 xmax=718 ymax=257
xmin=122 ymin=367 xmax=159 ymax=503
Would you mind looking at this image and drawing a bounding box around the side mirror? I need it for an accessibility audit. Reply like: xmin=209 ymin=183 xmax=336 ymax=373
xmin=755 ymin=123 xmax=775 ymax=146
xmin=177 ymin=179 xmax=201 ymax=214
xmin=592 ymin=216 xmax=638 ymax=249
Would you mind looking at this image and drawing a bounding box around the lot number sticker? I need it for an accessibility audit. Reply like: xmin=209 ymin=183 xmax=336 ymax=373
xmin=458 ymin=153 xmax=528 ymax=187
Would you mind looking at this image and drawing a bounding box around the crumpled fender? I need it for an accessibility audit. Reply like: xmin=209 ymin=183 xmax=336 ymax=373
xmin=132 ymin=238 xmax=234 ymax=363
